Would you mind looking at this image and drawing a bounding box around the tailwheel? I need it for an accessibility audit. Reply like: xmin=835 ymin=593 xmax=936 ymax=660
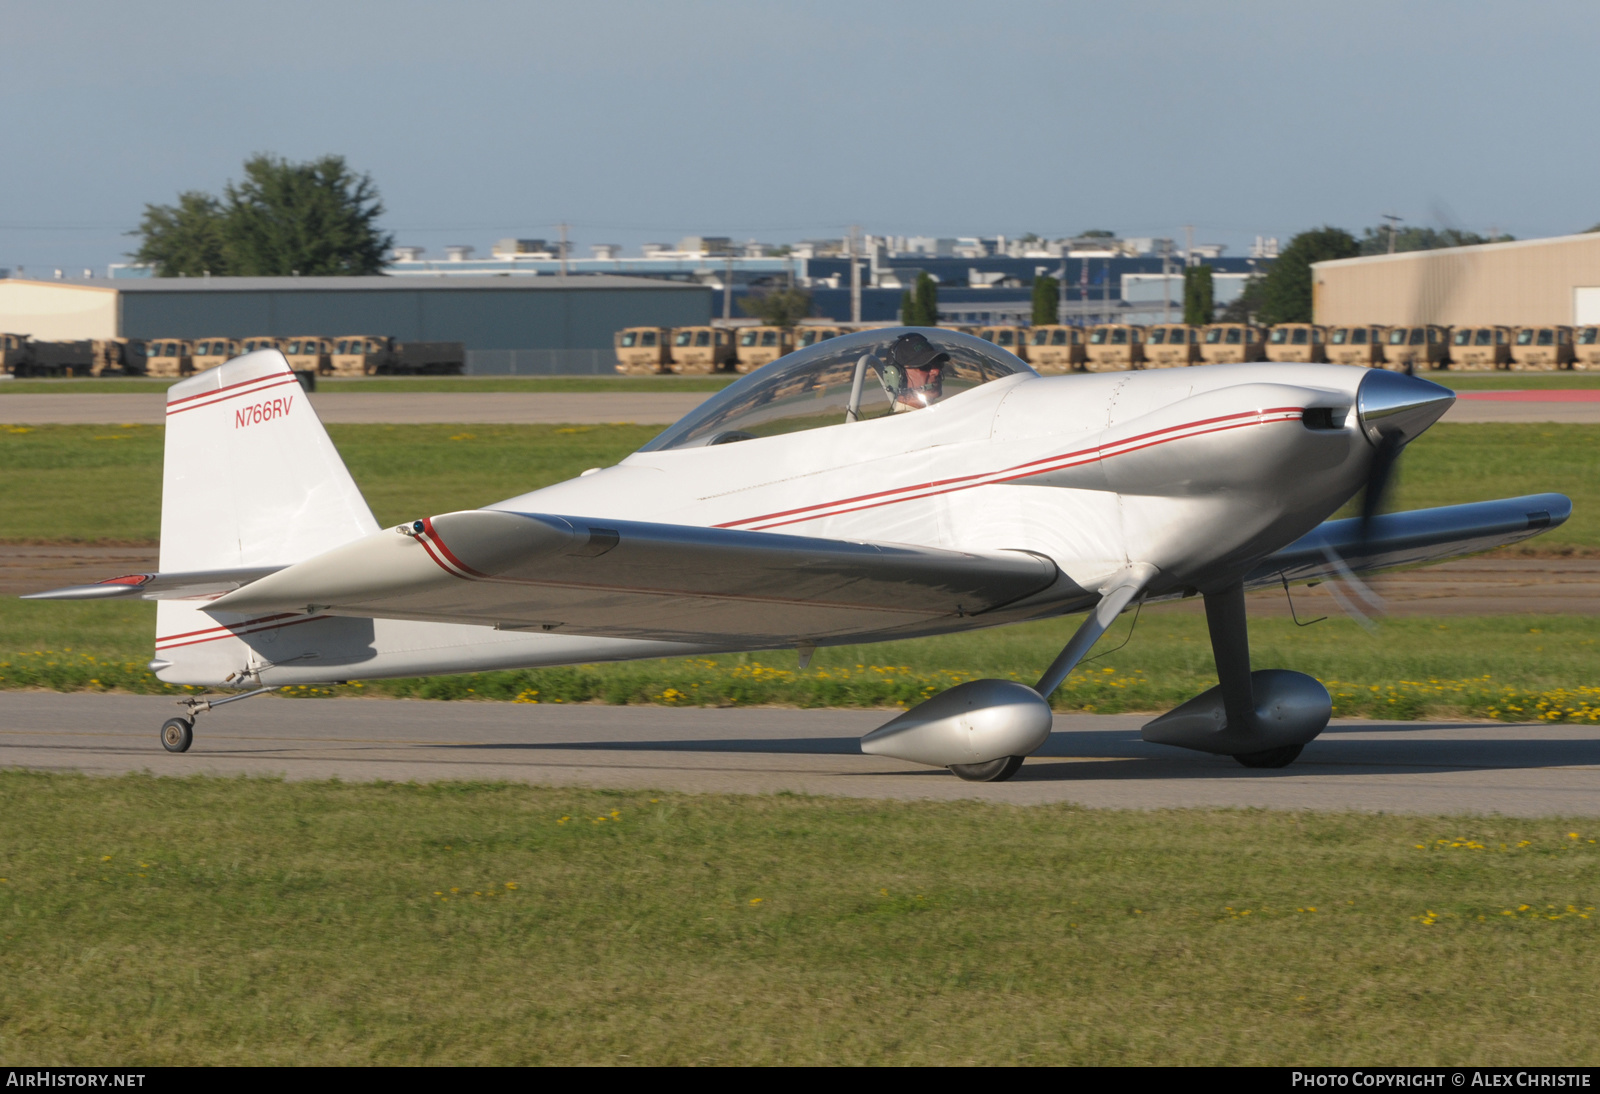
xmin=949 ymin=755 xmax=1025 ymax=782
xmin=160 ymin=717 xmax=194 ymax=754
xmin=1233 ymin=744 xmax=1302 ymax=769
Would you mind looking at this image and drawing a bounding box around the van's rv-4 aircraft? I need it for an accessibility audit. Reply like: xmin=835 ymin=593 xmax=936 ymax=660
xmin=27 ymin=329 xmax=1569 ymax=780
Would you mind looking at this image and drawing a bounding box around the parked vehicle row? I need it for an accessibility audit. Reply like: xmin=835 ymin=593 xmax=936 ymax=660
xmin=0 ymin=334 xmax=465 ymax=378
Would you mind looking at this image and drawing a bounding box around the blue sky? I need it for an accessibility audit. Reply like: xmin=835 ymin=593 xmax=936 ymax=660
xmin=4 ymin=0 xmax=1596 ymax=272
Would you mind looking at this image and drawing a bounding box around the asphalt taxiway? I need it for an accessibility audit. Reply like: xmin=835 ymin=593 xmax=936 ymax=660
xmin=2 ymin=692 xmax=1595 ymax=816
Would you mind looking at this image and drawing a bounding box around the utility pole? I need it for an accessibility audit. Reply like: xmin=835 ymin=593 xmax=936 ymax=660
xmin=849 ymin=224 xmax=862 ymax=325
xmin=1161 ymin=238 xmax=1172 ymax=324
xmin=1183 ymin=224 xmax=1194 ymax=267
xmin=558 ymin=222 xmax=569 ymax=277
xmin=1383 ymin=213 xmax=1402 ymax=255
xmin=722 ymin=254 xmax=733 ymax=320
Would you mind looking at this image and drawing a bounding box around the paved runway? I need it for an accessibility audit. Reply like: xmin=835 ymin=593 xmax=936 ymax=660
xmin=2 ymin=692 xmax=1596 ymax=816
xmin=2 ymin=389 xmax=1599 ymax=425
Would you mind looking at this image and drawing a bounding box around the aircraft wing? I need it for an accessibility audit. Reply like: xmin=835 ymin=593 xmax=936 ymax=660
xmin=191 ymin=510 xmax=1061 ymax=645
xmin=1247 ymin=493 xmax=1571 ymax=588
xmin=21 ymin=565 xmax=286 ymax=602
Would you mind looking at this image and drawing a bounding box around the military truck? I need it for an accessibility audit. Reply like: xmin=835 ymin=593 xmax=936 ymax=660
xmin=89 ymin=338 xmax=146 ymax=376
xmin=282 ymin=337 xmax=332 ymax=375
xmin=1199 ymin=324 xmax=1266 ymax=364
xmin=239 ymin=336 xmax=282 ymax=356
xmin=1026 ymin=325 xmax=1087 ymax=373
xmin=1511 ymin=326 xmax=1576 ymax=369
xmin=328 ymin=336 xmax=465 ymax=376
xmin=672 ymin=326 xmax=738 ymax=373
xmin=1143 ymin=324 xmax=1199 ymax=368
xmin=1382 ymin=325 xmax=1449 ymax=370
xmin=734 ymin=326 xmax=793 ymax=372
xmin=1 ymin=334 xmax=30 ymax=375
xmin=1575 ymin=327 xmax=1600 ymax=370
xmin=144 ymin=339 xmax=193 ymax=377
xmin=614 ymin=327 xmax=673 ymax=374
xmin=1085 ymin=324 xmax=1145 ymax=371
xmin=1266 ymin=324 xmax=1327 ymax=363
xmin=1325 ymin=325 xmax=1385 ymax=366
xmin=23 ymin=341 xmax=96 ymax=377
xmin=792 ymin=326 xmax=844 ymax=353
xmin=1450 ymin=326 xmax=1512 ymax=370
xmin=974 ymin=325 xmax=1030 ymax=361
xmin=190 ymin=337 xmax=240 ymax=373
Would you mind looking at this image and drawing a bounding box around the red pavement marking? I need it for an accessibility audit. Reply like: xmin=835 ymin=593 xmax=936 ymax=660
xmin=1455 ymin=389 xmax=1600 ymax=402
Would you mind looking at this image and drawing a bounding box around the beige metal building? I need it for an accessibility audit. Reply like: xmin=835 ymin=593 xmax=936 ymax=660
xmin=1312 ymin=232 xmax=1600 ymax=327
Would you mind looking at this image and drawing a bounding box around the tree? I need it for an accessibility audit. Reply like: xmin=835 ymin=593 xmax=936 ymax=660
xmin=1357 ymin=224 xmax=1501 ymax=256
xmin=1183 ymin=265 xmax=1214 ymax=326
xmin=1219 ymin=274 xmax=1266 ymax=325
xmin=738 ymin=286 xmax=813 ymax=328
xmin=900 ymin=290 xmax=916 ymax=325
xmin=131 ymin=191 xmax=229 ymax=277
xmin=131 ymin=153 xmax=392 ymax=277
xmin=1257 ymin=226 xmax=1360 ymax=325
xmin=1032 ymin=274 xmax=1060 ymax=326
xmin=913 ymin=272 xmax=938 ymax=326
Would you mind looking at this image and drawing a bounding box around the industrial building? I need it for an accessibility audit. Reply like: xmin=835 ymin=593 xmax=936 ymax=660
xmin=1312 ymin=232 xmax=1600 ymax=327
xmin=0 ymin=275 xmax=711 ymax=372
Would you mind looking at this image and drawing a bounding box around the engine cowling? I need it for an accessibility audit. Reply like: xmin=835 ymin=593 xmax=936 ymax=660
xmin=860 ymin=679 xmax=1054 ymax=767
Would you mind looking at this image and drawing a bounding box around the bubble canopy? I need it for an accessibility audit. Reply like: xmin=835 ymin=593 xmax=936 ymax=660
xmin=639 ymin=327 xmax=1037 ymax=452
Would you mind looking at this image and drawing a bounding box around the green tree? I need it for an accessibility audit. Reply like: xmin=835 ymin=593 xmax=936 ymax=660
xmin=738 ymin=286 xmax=813 ymax=328
xmin=900 ymin=290 xmax=916 ymax=325
xmin=1219 ymin=274 xmax=1266 ymax=324
xmin=913 ymin=272 xmax=939 ymax=326
xmin=131 ymin=191 xmax=229 ymax=276
xmin=1032 ymin=274 xmax=1060 ymax=326
xmin=1357 ymin=225 xmax=1501 ymax=256
xmin=132 ymin=153 xmax=392 ymax=277
xmin=1257 ymin=226 xmax=1360 ymax=325
xmin=1183 ymin=265 xmax=1214 ymax=326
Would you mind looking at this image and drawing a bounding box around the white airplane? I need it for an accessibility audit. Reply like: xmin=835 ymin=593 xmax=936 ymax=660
xmin=27 ymin=329 xmax=1568 ymax=780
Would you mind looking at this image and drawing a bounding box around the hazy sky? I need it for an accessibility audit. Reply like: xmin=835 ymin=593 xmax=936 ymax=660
xmin=4 ymin=0 xmax=1597 ymax=273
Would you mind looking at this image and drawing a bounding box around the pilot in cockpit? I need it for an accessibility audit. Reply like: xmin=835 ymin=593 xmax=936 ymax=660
xmin=886 ymin=332 xmax=949 ymax=413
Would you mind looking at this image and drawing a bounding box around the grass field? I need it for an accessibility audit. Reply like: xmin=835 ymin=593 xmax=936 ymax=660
xmin=4 ymin=598 xmax=1596 ymax=722
xmin=1 ymin=421 xmax=1595 ymax=550
xmin=4 ymin=370 xmax=1599 ymax=394
xmin=0 ymin=375 xmax=736 ymax=395
xmin=0 ymin=772 xmax=1594 ymax=1065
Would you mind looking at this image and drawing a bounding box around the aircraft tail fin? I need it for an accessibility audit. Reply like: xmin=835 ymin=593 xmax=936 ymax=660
xmin=159 ymin=351 xmax=378 ymax=572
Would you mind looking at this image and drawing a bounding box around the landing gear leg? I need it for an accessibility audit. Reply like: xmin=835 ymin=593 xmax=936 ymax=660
xmin=1205 ymin=584 xmax=1306 ymax=770
xmin=159 ymin=685 xmax=281 ymax=753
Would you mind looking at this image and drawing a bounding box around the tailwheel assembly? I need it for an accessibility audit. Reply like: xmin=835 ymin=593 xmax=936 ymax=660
xmin=948 ymin=755 xmax=1025 ymax=782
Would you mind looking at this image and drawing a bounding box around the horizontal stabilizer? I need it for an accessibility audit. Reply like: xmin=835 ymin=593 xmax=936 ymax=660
xmin=21 ymin=566 xmax=287 ymax=602
xmin=1248 ymin=493 xmax=1571 ymax=587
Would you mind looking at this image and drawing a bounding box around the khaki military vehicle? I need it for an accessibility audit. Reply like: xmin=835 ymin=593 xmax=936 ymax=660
xmin=1 ymin=333 xmax=30 ymax=374
xmin=190 ymin=337 xmax=240 ymax=373
xmin=735 ymin=326 xmax=793 ymax=372
xmin=793 ymin=326 xmax=844 ymax=353
xmin=1382 ymin=325 xmax=1449 ymax=370
xmin=330 ymin=336 xmax=380 ymax=376
xmin=238 ymin=336 xmax=282 ymax=356
xmin=1449 ymin=326 xmax=1512 ymax=370
xmin=1325 ymin=325 xmax=1385 ymax=366
xmin=282 ymin=337 xmax=332 ymax=374
xmin=975 ymin=325 xmax=1030 ymax=361
xmin=1575 ymin=327 xmax=1600 ymax=370
xmin=1143 ymin=324 xmax=1199 ymax=368
xmin=144 ymin=338 xmax=193 ymax=377
xmin=614 ymin=327 xmax=673 ymax=375
xmin=1085 ymin=324 xmax=1146 ymax=371
xmin=669 ymin=326 xmax=737 ymax=373
xmin=88 ymin=338 xmax=145 ymax=376
xmin=1266 ymin=324 xmax=1327 ymax=363
xmin=1027 ymin=325 xmax=1088 ymax=373
xmin=1199 ymin=324 xmax=1266 ymax=364
xmin=1511 ymin=326 xmax=1576 ymax=369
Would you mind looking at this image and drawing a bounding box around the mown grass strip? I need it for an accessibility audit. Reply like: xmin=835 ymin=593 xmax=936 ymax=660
xmin=5 ymin=604 xmax=1598 ymax=723
xmin=0 ymin=772 xmax=1594 ymax=1065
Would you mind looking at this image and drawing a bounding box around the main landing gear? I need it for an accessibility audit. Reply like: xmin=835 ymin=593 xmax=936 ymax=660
xmin=949 ymin=755 xmax=1025 ymax=782
xmin=158 ymin=685 xmax=280 ymax=753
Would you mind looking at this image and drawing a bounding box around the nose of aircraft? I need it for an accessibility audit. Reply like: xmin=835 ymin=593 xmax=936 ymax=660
xmin=1356 ymin=369 xmax=1455 ymax=447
